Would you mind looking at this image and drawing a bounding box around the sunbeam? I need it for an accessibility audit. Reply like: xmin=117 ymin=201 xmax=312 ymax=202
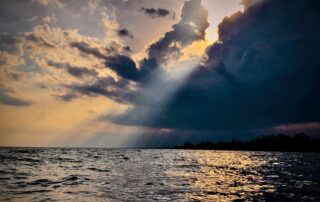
xmin=1 ymin=0 xmax=320 ymax=201
xmin=104 ymin=58 xmax=201 ymax=147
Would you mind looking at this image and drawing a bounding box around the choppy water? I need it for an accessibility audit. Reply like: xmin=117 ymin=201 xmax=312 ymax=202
xmin=0 ymin=148 xmax=319 ymax=201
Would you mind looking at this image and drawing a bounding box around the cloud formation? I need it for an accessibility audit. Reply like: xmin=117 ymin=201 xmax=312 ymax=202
xmin=111 ymin=0 xmax=320 ymax=132
xmin=140 ymin=7 xmax=171 ymax=18
xmin=70 ymin=0 xmax=209 ymax=84
xmin=69 ymin=41 xmax=106 ymax=59
xmin=111 ymin=0 xmax=209 ymax=81
xmin=146 ymin=0 xmax=209 ymax=64
xmin=47 ymin=60 xmax=98 ymax=78
xmin=64 ymin=76 xmax=133 ymax=103
xmin=116 ymin=28 xmax=134 ymax=38
xmin=0 ymin=89 xmax=32 ymax=107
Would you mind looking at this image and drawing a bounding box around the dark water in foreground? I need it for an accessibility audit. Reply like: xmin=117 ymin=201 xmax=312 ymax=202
xmin=0 ymin=148 xmax=319 ymax=201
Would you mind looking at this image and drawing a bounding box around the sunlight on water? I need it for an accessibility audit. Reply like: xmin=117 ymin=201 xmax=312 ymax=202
xmin=0 ymin=148 xmax=319 ymax=201
xmin=167 ymin=151 xmax=275 ymax=201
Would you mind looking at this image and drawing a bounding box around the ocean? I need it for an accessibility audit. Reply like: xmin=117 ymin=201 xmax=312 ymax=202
xmin=0 ymin=148 xmax=319 ymax=201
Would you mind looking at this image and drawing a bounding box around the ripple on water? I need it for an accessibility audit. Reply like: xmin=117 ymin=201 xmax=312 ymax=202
xmin=0 ymin=149 xmax=319 ymax=201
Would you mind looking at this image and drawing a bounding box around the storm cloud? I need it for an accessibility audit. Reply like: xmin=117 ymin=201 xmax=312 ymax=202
xmin=105 ymin=55 xmax=142 ymax=81
xmin=70 ymin=0 xmax=209 ymax=84
xmin=112 ymin=0 xmax=320 ymax=132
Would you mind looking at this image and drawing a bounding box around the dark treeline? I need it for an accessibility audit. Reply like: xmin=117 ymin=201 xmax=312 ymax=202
xmin=174 ymin=133 xmax=320 ymax=152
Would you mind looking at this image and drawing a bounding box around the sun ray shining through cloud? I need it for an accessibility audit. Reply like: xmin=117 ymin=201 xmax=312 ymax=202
xmin=1 ymin=1 xmax=320 ymax=201
xmin=103 ymin=58 xmax=201 ymax=146
xmin=1 ymin=0 xmax=320 ymax=148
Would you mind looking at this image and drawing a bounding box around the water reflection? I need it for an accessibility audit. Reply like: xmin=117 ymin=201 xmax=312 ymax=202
xmin=167 ymin=151 xmax=275 ymax=201
xmin=0 ymin=148 xmax=319 ymax=201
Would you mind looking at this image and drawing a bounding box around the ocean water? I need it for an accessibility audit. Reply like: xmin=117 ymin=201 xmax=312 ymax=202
xmin=0 ymin=148 xmax=319 ymax=201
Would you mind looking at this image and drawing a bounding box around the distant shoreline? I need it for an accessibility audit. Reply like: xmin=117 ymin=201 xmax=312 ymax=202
xmin=1 ymin=133 xmax=319 ymax=152
xmin=174 ymin=133 xmax=320 ymax=152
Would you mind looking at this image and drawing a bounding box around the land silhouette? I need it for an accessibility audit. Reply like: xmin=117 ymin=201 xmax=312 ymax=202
xmin=174 ymin=133 xmax=320 ymax=152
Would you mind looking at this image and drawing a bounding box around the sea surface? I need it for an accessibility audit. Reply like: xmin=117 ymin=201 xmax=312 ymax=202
xmin=0 ymin=148 xmax=319 ymax=201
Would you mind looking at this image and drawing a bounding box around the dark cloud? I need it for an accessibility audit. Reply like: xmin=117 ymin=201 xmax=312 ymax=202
xmin=69 ymin=41 xmax=145 ymax=82
xmin=66 ymin=66 xmax=98 ymax=78
xmin=105 ymin=55 xmax=142 ymax=81
xmin=111 ymin=0 xmax=320 ymax=132
xmin=64 ymin=76 xmax=134 ymax=103
xmin=69 ymin=41 xmax=106 ymax=59
xmin=0 ymin=89 xmax=32 ymax=107
xmin=140 ymin=7 xmax=171 ymax=18
xmin=117 ymin=28 xmax=134 ymax=38
xmin=47 ymin=60 xmax=98 ymax=78
xmin=58 ymin=93 xmax=78 ymax=102
xmin=47 ymin=60 xmax=64 ymax=68
xmin=69 ymin=0 xmax=208 ymax=85
xmin=123 ymin=46 xmax=132 ymax=52
xmin=113 ymin=0 xmax=209 ymax=82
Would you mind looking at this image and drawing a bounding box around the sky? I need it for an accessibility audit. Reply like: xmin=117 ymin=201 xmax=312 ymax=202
xmin=0 ymin=0 xmax=320 ymax=147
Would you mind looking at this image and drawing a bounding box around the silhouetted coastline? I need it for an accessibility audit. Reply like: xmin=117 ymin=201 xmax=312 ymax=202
xmin=174 ymin=133 xmax=320 ymax=152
